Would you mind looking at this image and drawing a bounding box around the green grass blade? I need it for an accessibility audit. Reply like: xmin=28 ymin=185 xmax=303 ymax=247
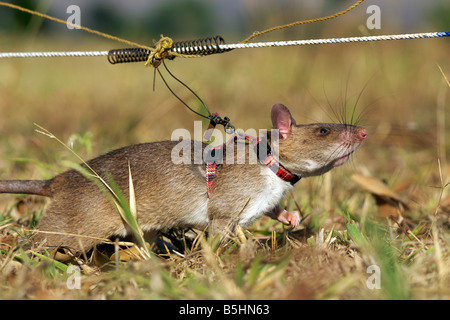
xmin=28 ymin=251 xmax=67 ymax=272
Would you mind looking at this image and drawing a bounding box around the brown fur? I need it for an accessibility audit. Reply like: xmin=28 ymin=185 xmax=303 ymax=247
xmin=0 ymin=104 xmax=366 ymax=251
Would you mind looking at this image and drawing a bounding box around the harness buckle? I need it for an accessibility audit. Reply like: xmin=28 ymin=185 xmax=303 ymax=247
xmin=207 ymin=114 xmax=235 ymax=135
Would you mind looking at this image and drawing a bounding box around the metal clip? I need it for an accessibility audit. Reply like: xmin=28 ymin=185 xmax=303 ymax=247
xmin=223 ymin=117 xmax=235 ymax=134
xmin=207 ymin=114 xmax=235 ymax=135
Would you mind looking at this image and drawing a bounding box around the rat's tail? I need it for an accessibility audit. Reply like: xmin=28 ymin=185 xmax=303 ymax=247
xmin=0 ymin=180 xmax=52 ymax=197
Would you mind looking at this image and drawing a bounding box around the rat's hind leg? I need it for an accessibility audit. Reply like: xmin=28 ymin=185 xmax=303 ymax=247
xmin=34 ymin=200 xmax=124 ymax=253
xmin=33 ymin=207 xmax=94 ymax=252
xmin=208 ymin=217 xmax=237 ymax=243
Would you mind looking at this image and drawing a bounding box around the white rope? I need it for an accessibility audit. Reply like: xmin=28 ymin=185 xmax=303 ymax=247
xmin=0 ymin=31 xmax=448 ymax=59
xmin=0 ymin=50 xmax=108 ymax=58
xmin=218 ymin=31 xmax=450 ymax=50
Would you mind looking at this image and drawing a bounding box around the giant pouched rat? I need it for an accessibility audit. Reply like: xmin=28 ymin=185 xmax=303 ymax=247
xmin=0 ymin=104 xmax=366 ymax=251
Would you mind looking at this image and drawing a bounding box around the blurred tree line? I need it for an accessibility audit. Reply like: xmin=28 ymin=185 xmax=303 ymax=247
xmin=0 ymin=0 xmax=449 ymax=40
xmin=0 ymin=0 xmax=224 ymax=40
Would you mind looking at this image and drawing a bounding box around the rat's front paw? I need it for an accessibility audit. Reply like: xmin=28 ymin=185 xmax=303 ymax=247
xmin=277 ymin=210 xmax=300 ymax=227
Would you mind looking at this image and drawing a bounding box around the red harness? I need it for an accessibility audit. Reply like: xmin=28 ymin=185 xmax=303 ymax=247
xmin=205 ymin=133 xmax=301 ymax=197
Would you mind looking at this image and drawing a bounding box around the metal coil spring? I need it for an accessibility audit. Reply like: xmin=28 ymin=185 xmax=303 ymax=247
xmin=107 ymin=35 xmax=231 ymax=64
xmin=107 ymin=47 xmax=150 ymax=64
xmin=171 ymin=35 xmax=231 ymax=56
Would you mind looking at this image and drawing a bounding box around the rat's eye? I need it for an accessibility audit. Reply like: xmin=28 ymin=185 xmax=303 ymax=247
xmin=319 ymin=128 xmax=330 ymax=135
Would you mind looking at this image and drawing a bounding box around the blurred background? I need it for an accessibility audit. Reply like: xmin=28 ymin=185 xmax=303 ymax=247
xmin=0 ymin=0 xmax=449 ymax=212
xmin=1 ymin=0 xmax=450 ymax=39
xmin=1 ymin=0 xmax=449 ymax=300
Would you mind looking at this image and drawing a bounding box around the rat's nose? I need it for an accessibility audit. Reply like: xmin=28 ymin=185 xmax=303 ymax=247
xmin=358 ymin=127 xmax=367 ymax=140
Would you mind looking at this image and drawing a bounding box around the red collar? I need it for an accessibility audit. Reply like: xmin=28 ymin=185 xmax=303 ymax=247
xmin=262 ymin=153 xmax=301 ymax=185
xmin=206 ymin=133 xmax=301 ymax=197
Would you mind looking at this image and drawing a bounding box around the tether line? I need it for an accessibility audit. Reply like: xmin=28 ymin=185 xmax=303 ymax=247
xmin=0 ymin=51 xmax=109 ymax=58
xmin=0 ymin=1 xmax=152 ymax=51
xmin=0 ymin=0 xmax=365 ymax=62
xmin=1 ymin=31 xmax=448 ymax=60
xmin=220 ymin=31 xmax=450 ymax=50
xmin=241 ymin=0 xmax=365 ymax=43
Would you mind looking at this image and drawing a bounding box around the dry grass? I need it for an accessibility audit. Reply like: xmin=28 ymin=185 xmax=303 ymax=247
xmin=0 ymin=30 xmax=449 ymax=300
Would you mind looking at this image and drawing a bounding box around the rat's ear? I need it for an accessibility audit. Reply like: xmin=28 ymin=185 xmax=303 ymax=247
xmin=271 ymin=104 xmax=296 ymax=140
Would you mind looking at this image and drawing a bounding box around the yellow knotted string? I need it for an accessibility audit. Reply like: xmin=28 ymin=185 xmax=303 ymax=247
xmin=0 ymin=0 xmax=365 ymax=66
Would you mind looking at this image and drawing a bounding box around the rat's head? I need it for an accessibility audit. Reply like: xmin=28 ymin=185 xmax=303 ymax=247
xmin=271 ymin=103 xmax=367 ymax=177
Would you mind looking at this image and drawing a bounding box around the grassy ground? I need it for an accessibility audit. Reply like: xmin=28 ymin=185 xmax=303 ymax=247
xmin=0 ymin=29 xmax=449 ymax=300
